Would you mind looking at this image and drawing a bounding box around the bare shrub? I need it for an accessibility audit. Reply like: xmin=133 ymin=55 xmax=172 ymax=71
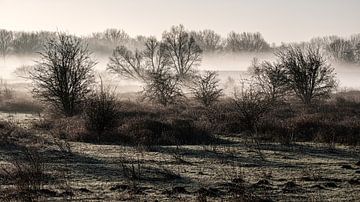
xmin=249 ymin=58 xmax=289 ymax=102
xmin=84 ymin=82 xmax=121 ymax=140
xmin=276 ymin=45 xmax=337 ymax=105
xmin=233 ymin=82 xmax=273 ymax=134
xmin=30 ymin=33 xmax=96 ymax=116
xmin=141 ymin=70 xmax=184 ymax=106
xmin=190 ymin=71 xmax=223 ymax=107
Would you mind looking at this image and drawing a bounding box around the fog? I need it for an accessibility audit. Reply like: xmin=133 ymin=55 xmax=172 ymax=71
xmin=2 ymin=53 xmax=360 ymax=93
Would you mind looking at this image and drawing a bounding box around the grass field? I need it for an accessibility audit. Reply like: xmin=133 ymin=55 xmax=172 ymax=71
xmin=0 ymin=113 xmax=359 ymax=201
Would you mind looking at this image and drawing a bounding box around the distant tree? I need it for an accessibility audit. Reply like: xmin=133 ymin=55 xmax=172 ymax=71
xmin=190 ymin=71 xmax=223 ymax=107
xmin=142 ymin=70 xmax=184 ymax=106
xmin=355 ymin=42 xmax=360 ymax=64
xmin=191 ymin=30 xmax=222 ymax=52
xmin=162 ymin=25 xmax=202 ymax=80
xmin=103 ymin=28 xmax=130 ymax=44
xmin=12 ymin=32 xmax=42 ymax=54
xmin=30 ymin=33 xmax=96 ymax=116
xmin=108 ymin=37 xmax=183 ymax=106
xmin=0 ymin=29 xmax=13 ymax=58
xmin=108 ymin=25 xmax=202 ymax=106
xmin=249 ymin=58 xmax=289 ymax=101
xmin=327 ymin=38 xmax=355 ymax=63
xmin=225 ymin=32 xmax=270 ymax=52
xmin=276 ymin=46 xmax=337 ymax=105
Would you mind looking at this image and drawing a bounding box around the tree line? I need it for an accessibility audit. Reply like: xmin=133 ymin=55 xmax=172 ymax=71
xmin=30 ymin=25 xmax=336 ymax=115
xmin=1 ymin=27 xmax=360 ymax=65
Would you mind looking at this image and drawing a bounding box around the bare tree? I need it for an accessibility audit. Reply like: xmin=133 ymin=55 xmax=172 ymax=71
xmin=0 ymin=29 xmax=13 ymax=58
xmin=12 ymin=32 xmax=42 ymax=54
xmin=225 ymin=32 xmax=270 ymax=52
xmin=103 ymin=28 xmax=130 ymax=44
xmin=162 ymin=25 xmax=202 ymax=80
xmin=142 ymin=70 xmax=184 ymax=106
xmin=191 ymin=30 xmax=222 ymax=52
xmin=30 ymin=33 xmax=96 ymax=116
xmin=249 ymin=58 xmax=289 ymax=101
xmin=108 ymin=37 xmax=181 ymax=106
xmin=108 ymin=25 xmax=202 ymax=106
xmin=276 ymin=46 xmax=337 ymax=105
xmin=327 ymin=38 xmax=355 ymax=63
xmin=190 ymin=71 xmax=223 ymax=107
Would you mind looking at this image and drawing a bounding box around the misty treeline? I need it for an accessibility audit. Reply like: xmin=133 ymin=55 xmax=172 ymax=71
xmin=5 ymin=24 xmax=359 ymax=148
xmin=30 ymin=25 xmax=336 ymax=117
xmin=1 ymin=27 xmax=360 ymax=64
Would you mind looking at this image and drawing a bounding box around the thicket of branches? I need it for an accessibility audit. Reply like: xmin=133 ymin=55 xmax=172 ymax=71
xmin=107 ymin=25 xmax=202 ymax=106
xmin=276 ymin=46 xmax=337 ymax=105
xmin=249 ymin=46 xmax=338 ymax=105
xmin=190 ymin=71 xmax=223 ymax=107
xmin=30 ymin=33 xmax=96 ymax=116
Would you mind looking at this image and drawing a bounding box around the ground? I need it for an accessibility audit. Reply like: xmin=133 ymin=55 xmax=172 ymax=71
xmin=0 ymin=113 xmax=360 ymax=201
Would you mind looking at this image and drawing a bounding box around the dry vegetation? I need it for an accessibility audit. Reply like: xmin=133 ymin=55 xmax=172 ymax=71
xmin=1 ymin=27 xmax=360 ymax=201
xmin=1 ymin=91 xmax=360 ymax=201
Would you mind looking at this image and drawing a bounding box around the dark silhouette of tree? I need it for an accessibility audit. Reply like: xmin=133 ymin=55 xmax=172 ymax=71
xmin=108 ymin=25 xmax=202 ymax=106
xmin=0 ymin=29 xmax=13 ymax=58
xmin=233 ymin=81 xmax=273 ymax=134
xmin=249 ymin=58 xmax=289 ymax=101
xmin=190 ymin=71 xmax=223 ymax=107
xmin=30 ymin=33 xmax=96 ymax=116
xmin=142 ymin=70 xmax=183 ymax=106
xmin=276 ymin=46 xmax=337 ymax=105
xmin=84 ymin=80 xmax=120 ymax=139
xmin=108 ymin=37 xmax=182 ymax=106
xmin=162 ymin=25 xmax=202 ymax=80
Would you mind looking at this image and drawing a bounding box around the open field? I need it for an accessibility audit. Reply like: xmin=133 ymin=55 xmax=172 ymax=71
xmin=0 ymin=113 xmax=360 ymax=201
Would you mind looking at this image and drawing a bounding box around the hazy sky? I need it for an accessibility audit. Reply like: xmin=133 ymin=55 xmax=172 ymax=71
xmin=0 ymin=0 xmax=359 ymax=44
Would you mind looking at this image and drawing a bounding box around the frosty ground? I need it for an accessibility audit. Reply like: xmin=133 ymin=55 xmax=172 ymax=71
xmin=0 ymin=113 xmax=359 ymax=201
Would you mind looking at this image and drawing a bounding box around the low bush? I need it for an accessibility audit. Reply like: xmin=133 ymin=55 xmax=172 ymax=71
xmin=258 ymin=100 xmax=360 ymax=145
xmin=37 ymin=92 xmax=360 ymax=146
xmin=84 ymin=87 xmax=121 ymax=139
xmin=120 ymin=117 xmax=213 ymax=146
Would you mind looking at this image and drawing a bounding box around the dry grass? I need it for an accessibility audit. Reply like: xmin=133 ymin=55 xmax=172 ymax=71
xmin=1 ymin=126 xmax=359 ymax=201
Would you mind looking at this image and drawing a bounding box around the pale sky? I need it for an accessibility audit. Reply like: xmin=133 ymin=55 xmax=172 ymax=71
xmin=0 ymin=0 xmax=359 ymax=44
